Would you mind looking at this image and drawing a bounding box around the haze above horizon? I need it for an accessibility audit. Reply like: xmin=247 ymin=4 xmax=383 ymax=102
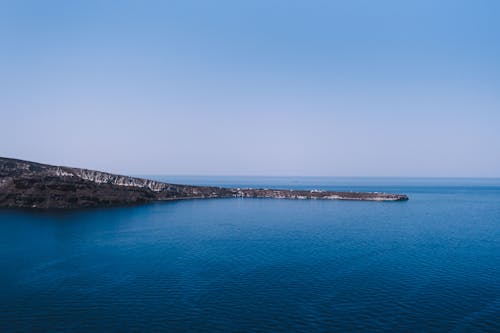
xmin=1 ymin=0 xmax=499 ymax=177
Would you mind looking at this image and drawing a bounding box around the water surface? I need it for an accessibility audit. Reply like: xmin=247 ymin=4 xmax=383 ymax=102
xmin=1 ymin=177 xmax=499 ymax=332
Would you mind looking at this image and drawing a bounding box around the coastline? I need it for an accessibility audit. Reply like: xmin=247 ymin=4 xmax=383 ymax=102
xmin=0 ymin=157 xmax=408 ymax=209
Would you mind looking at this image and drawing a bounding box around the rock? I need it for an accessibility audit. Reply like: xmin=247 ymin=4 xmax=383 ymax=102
xmin=0 ymin=157 xmax=408 ymax=209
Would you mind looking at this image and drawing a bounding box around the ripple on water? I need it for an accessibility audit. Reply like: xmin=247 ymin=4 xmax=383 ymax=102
xmin=1 ymin=182 xmax=500 ymax=332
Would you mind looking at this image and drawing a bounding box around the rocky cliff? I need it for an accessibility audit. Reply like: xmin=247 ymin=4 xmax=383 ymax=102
xmin=0 ymin=157 xmax=408 ymax=209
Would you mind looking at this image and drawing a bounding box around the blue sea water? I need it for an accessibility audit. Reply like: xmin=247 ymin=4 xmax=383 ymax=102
xmin=0 ymin=177 xmax=499 ymax=332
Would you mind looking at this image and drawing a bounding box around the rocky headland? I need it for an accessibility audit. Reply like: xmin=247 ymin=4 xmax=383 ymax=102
xmin=0 ymin=157 xmax=409 ymax=209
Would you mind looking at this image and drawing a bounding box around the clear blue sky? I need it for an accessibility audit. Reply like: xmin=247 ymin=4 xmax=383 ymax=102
xmin=1 ymin=0 xmax=499 ymax=177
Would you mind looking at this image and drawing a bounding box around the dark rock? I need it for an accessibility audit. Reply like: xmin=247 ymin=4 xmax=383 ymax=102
xmin=0 ymin=157 xmax=409 ymax=209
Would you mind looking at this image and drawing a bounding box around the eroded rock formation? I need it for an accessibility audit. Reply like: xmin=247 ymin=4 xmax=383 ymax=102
xmin=0 ymin=157 xmax=408 ymax=209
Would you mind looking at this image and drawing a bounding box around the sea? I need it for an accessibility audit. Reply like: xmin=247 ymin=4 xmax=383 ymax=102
xmin=0 ymin=177 xmax=499 ymax=332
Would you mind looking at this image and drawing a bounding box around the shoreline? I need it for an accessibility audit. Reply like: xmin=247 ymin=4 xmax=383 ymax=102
xmin=0 ymin=157 xmax=409 ymax=210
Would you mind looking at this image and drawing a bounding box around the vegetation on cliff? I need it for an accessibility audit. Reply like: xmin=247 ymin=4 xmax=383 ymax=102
xmin=0 ymin=157 xmax=408 ymax=209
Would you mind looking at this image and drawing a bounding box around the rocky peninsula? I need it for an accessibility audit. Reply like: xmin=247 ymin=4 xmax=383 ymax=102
xmin=0 ymin=157 xmax=408 ymax=209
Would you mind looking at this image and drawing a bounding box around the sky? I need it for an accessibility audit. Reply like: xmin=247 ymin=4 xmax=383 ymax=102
xmin=1 ymin=0 xmax=499 ymax=177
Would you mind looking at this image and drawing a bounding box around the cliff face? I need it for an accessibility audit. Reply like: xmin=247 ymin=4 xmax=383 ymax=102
xmin=0 ymin=157 xmax=408 ymax=209
xmin=0 ymin=158 xmax=236 ymax=209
